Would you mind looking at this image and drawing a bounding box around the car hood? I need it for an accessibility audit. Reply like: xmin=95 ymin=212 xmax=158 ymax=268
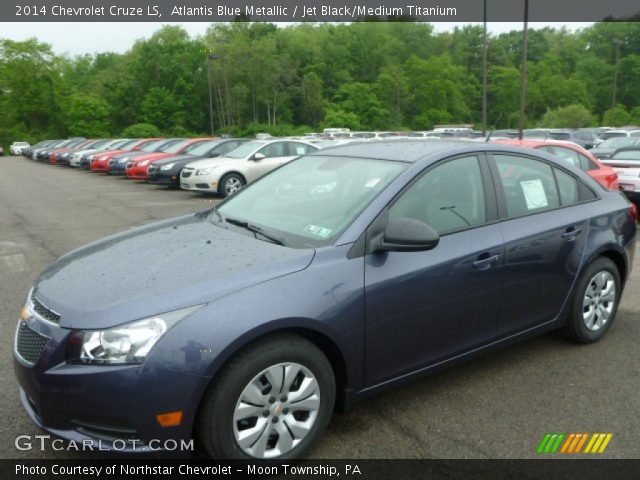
xmin=33 ymin=213 xmax=315 ymax=329
xmin=132 ymin=153 xmax=170 ymax=164
xmin=155 ymin=154 xmax=205 ymax=166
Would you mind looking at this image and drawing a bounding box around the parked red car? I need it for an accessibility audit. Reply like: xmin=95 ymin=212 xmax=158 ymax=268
xmin=90 ymin=138 xmax=162 ymax=173
xmin=125 ymin=138 xmax=215 ymax=180
xmin=493 ymin=139 xmax=619 ymax=190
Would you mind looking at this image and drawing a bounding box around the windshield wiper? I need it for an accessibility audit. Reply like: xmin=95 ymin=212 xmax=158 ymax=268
xmin=224 ymin=217 xmax=286 ymax=246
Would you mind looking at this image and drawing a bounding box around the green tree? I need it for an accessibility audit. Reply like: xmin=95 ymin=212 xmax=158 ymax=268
xmin=539 ymin=104 xmax=595 ymax=128
xmin=121 ymin=123 xmax=162 ymax=137
xmin=66 ymin=93 xmax=111 ymax=136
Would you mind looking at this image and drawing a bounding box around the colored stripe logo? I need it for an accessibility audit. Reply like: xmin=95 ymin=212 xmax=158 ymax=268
xmin=537 ymin=433 xmax=613 ymax=454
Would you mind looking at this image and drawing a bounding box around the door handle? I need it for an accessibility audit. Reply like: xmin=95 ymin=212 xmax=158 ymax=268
xmin=562 ymin=226 xmax=583 ymax=241
xmin=473 ymin=254 xmax=500 ymax=270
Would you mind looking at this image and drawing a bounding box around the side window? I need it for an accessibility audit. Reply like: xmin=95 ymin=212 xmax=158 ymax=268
xmin=494 ymin=154 xmax=560 ymax=218
xmin=548 ymin=146 xmax=581 ymax=168
xmin=259 ymin=142 xmax=287 ymax=158
xmin=554 ymin=168 xmax=579 ymax=206
xmin=576 ymin=152 xmax=597 ymax=170
xmin=288 ymin=143 xmax=313 ymax=156
xmin=388 ymin=156 xmax=487 ymax=234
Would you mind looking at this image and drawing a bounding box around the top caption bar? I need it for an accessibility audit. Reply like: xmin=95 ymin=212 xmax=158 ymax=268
xmin=3 ymin=0 xmax=640 ymax=22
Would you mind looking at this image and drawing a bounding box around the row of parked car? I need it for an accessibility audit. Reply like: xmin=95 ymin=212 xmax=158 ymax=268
xmin=14 ymin=130 xmax=640 ymax=206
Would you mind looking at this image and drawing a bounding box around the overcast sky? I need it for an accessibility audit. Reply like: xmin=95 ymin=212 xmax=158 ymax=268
xmin=0 ymin=22 xmax=593 ymax=56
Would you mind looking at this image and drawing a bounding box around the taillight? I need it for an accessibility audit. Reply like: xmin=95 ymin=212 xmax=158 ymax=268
xmin=605 ymin=173 xmax=619 ymax=190
xmin=630 ymin=203 xmax=638 ymax=223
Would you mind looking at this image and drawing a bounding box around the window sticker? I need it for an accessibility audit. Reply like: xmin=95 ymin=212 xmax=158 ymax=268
xmin=304 ymin=224 xmax=332 ymax=238
xmin=520 ymin=179 xmax=548 ymax=210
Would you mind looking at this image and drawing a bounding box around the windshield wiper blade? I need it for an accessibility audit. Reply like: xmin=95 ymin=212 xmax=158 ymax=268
xmin=224 ymin=217 xmax=286 ymax=246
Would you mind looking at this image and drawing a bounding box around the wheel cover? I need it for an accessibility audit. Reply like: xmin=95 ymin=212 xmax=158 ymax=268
xmin=224 ymin=177 xmax=242 ymax=195
xmin=583 ymin=271 xmax=616 ymax=332
xmin=232 ymin=362 xmax=320 ymax=458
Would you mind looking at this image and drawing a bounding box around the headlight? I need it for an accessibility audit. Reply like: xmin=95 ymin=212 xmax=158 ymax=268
xmin=196 ymin=168 xmax=211 ymax=176
xmin=118 ymin=157 xmax=130 ymax=164
xmin=139 ymin=160 xmax=150 ymax=167
xmin=67 ymin=305 xmax=201 ymax=365
xmin=160 ymin=163 xmax=175 ymax=171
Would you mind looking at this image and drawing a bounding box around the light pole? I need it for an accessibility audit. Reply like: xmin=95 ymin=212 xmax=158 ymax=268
xmin=518 ymin=0 xmax=529 ymax=140
xmin=611 ymin=38 xmax=622 ymax=126
xmin=482 ymin=0 xmax=488 ymax=135
xmin=207 ymin=53 xmax=222 ymax=136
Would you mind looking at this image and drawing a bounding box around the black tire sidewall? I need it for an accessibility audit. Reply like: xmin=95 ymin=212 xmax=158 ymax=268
xmin=570 ymin=257 xmax=621 ymax=342
xmin=198 ymin=337 xmax=335 ymax=460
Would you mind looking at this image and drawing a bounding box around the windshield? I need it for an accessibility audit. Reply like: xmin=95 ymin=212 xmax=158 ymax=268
xmin=116 ymin=139 xmax=140 ymax=150
xmin=215 ymin=155 xmax=407 ymax=248
xmin=600 ymin=132 xmax=626 ymax=140
xmin=103 ymin=139 xmax=128 ymax=149
xmin=188 ymin=140 xmax=224 ymax=156
xmin=225 ymin=141 xmax=266 ymax=158
xmin=599 ymin=137 xmax=636 ymax=148
xmin=141 ymin=140 xmax=164 ymax=152
xmin=159 ymin=139 xmax=189 ymax=153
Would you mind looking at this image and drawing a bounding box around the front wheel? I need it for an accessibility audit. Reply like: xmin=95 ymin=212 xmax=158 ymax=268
xmin=561 ymin=257 xmax=621 ymax=343
xmin=197 ymin=334 xmax=335 ymax=459
xmin=219 ymin=173 xmax=245 ymax=198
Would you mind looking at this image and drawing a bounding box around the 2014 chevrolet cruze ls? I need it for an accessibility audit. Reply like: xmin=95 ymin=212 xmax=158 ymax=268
xmin=14 ymin=140 xmax=637 ymax=459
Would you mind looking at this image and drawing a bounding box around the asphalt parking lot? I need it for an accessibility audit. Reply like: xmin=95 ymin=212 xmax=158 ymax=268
xmin=1 ymin=156 xmax=639 ymax=459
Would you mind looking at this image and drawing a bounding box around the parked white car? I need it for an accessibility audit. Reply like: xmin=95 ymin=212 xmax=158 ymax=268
xmin=180 ymin=139 xmax=318 ymax=197
xmin=10 ymin=142 xmax=30 ymax=155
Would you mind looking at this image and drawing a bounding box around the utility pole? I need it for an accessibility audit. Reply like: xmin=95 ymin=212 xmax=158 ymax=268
xmin=207 ymin=53 xmax=222 ymax=135
xmin=482 ymin=0 xmax=488 ymax=135
xmin=611 ymin=38 xmax=622 ymax=125
xmin=518 ymin=0 xmax=529 ymax=140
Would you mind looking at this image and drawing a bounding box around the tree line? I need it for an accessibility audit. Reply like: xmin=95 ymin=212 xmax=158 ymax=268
xmin=1 ymin=20 xmax=640 ymax=146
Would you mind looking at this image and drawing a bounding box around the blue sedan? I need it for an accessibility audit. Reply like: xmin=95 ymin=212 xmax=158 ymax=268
xmin=14 ymin=140 xmax=637 ymax=459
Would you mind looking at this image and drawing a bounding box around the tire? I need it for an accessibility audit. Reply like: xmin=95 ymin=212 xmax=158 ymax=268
xmin=197 ymin=334 xmax=335 ymax=459
xmin=561 ymin=257 xmax=621 ymax=343
xmin=218 ymin=173 xmax=245 ymax=198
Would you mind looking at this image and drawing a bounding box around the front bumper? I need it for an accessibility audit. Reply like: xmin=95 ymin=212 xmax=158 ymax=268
xmin=13 ymin=317 xmax=206 ymax=451
xmin=126 ymin=165 xmax=150 ymax=180
xmin=147 ymin=169 xmax=180 ymax=186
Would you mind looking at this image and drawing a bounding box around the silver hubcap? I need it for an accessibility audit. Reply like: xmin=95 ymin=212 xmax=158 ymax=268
xmin=225 ymin=177 xmax=242 ymax=195
xmin=233 ymin=363 xmax=321 ymax=458
xmin=583 ymin=271 xmax=616 ymax=331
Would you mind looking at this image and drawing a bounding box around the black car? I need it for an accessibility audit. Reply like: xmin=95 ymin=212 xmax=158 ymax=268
xmin=147 ymin=138 xmax=248 ymax=187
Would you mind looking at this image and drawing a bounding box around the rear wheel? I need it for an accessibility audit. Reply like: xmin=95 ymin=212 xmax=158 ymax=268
xmin=219 ymin=173 xmax=245 ymax=198
xmin=561 ymin=257 xmax=621 ymax=343
xmin=197 ymin=334 xmax=335 ymax=459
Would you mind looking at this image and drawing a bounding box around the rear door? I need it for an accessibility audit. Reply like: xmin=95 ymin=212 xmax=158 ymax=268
xmin=489 ymin=153 xmax=591 ymax=336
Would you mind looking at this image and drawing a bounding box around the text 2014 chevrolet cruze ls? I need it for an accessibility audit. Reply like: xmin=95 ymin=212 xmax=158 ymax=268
xmin=14 ymin=140 xmax=636 ymax=459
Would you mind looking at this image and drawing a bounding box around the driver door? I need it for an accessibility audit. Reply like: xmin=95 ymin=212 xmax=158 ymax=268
xmin=364 ymin=155 xmax=504 ymax=386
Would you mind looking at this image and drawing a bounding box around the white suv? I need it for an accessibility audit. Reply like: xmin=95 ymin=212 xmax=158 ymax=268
xmin=10 ymin=142 xmax=30 ymax=155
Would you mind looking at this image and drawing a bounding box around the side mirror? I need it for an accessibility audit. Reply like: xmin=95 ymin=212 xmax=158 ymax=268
xmin=376 ymin=218 xmax=439 ymax=253
xmin=253 ymin=153 xmax=266 ymax=161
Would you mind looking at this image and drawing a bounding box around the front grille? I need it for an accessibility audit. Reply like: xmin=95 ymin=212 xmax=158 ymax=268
xmin=181 ymin=170 xmax=192 ymax=178
xmin=16 ymin=322 xmax=49 ymax=365
xmin=32 ymin=298 xmax=61 ymax=324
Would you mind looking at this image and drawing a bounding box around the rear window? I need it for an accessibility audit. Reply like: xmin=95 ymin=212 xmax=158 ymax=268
xmin=612 ymin=150 xmax=640 ymax=160
xmin=549 ymin=132 xmax=571 ymax=140
xmin=600 ymin=132 xmax=627 ymax=140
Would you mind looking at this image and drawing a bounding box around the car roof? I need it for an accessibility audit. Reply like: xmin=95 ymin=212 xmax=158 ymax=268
xmin=309 ymin=139 xmax=490 ymax=163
